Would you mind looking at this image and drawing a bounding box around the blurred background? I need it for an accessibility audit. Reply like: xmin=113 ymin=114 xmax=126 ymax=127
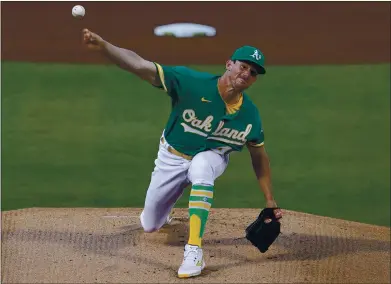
xmin=1 ymin=2 xmax=390 ymax=226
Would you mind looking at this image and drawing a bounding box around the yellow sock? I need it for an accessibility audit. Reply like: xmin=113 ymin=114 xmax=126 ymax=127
xmin=188 ymin=184 xmax=214 ymax=248
xmin=188 ymin=215 xmax=202 ymax=247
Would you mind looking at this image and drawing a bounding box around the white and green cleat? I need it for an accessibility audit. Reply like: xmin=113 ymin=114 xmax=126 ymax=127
xmin=177 ymin=244 xmax=205 ymax=278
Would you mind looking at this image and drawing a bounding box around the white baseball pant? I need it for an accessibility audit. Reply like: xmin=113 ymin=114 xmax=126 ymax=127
xmin=140 ymin=133 xmax=229 ymax=232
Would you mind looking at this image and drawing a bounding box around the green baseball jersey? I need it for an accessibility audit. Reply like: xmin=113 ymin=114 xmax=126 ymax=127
xmin=154 ymin=63 xmax=265 ymax=156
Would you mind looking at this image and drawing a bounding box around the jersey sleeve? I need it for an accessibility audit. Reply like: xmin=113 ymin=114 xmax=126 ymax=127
xmin=247 ymin=112 xmax=265 ymax=147
xmin=247 ymin=129 xmax=265 ymax=147
xmin=153 ymin=62 xmax=188 ymax=101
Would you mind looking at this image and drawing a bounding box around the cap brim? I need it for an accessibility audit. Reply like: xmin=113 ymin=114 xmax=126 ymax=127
xmin=239 ymin=59 xmax=266 ymax=75
xmin=256 ymin=65 xmax=266 ymax=75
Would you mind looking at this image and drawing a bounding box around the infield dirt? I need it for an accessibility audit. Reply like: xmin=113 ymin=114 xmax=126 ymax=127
xmin=2 ymin=208 xmax=390 ymax=283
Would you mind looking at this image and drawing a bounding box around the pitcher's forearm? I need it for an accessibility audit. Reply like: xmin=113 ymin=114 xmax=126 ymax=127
xmin=82 ymin=28 xmax=159 ymax=85
xmin=101 ymin=41 xmax=144 ymax=74
xmin=258 ymin=176 xmax=274 ymax=202
xmin=101 ymin=41 xmax=158 ymax=84
xmin=251 ymin=153 xmax=275 ymax=203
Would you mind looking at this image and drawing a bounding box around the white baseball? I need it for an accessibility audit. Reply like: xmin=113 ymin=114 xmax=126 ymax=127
xmin=72 ymin=5 xmax=85 ymax=18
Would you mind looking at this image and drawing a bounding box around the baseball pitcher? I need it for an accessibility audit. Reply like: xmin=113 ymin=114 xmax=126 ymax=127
xmin=82 ymin=28 xmax=283 ymax=278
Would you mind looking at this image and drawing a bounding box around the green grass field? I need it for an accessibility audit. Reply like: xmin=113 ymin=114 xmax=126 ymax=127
xmin=2 ymin=62 xmax=390 ymax=226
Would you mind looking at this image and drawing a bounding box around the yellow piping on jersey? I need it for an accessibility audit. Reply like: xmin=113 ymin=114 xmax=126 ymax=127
xmin=155 ymin=63 xmax=167 ymax=92
xmin=248 ymin=141 xmax=265 ymax=147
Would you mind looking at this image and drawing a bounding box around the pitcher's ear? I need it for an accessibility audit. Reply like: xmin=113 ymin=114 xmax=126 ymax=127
xmin=226 ymin=59 xmax=233 ymax=70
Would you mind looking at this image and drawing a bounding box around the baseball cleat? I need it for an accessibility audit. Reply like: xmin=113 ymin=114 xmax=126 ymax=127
xmin=177 ymin=244 xmax=205 ymax=278
xmin=165 ymin=214 xmax=173 ymax=225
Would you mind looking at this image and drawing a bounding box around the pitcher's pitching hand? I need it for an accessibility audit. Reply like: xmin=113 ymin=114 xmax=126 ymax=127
xmin=82 ymin=28 xmax=105 ymax=51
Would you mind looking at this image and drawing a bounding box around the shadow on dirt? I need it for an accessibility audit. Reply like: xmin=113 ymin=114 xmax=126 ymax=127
xmin=2 ymin=219 xmax=389 ymax=272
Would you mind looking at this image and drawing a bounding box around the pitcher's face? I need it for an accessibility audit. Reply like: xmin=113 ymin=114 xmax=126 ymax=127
xmin=226 ymin=60 xmax=258 ymax=90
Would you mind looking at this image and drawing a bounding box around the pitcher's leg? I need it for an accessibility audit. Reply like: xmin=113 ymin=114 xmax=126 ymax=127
xmin=140 ymin=145 xmax=190 ymax=233
xmin=177 ymin=151 xmax=228 ymax=278
xmin=186 ymin=151 xmax=228 ymax=246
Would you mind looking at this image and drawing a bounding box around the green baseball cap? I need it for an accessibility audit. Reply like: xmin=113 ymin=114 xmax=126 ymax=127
xmin=231 ymin=45 xmax=266 ymax=75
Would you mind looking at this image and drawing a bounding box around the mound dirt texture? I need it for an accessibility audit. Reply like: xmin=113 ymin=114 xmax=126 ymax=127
xmin=1 ymin=208 xmax=390 ymax=283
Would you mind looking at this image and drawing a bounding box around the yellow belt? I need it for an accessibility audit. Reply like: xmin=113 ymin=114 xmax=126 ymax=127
xmin=160 ymin=137 xmax=193 ymax=161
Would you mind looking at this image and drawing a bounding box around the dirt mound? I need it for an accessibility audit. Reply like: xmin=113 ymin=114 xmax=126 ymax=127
xmin=1 ymin=208 xmax=390 ymax=283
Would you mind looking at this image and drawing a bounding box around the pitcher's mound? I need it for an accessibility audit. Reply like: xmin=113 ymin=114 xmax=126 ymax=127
xmin=1 ymin=208 xmax=390 ymax=283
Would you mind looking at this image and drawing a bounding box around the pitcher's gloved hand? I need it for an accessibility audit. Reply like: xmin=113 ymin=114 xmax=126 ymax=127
xmin=245 ymin=207 xmax=282 ymax=253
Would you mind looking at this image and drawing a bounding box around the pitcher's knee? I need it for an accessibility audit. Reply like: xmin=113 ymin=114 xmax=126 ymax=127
xmin=143 ymin=225 xmax=159 ymax=233
xmin=189 ymin=161 xmax=214 ymax=185
xmin=139 ymin=211 xmax=161 ymax=233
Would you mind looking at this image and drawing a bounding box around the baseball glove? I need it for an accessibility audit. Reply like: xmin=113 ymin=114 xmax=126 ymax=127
xmin=245 ymin=208 xmax=281 ymax=253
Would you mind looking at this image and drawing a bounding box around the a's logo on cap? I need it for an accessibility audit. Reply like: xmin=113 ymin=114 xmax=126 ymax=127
xmin=250 ymin=50 xmax=262 ymax=61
